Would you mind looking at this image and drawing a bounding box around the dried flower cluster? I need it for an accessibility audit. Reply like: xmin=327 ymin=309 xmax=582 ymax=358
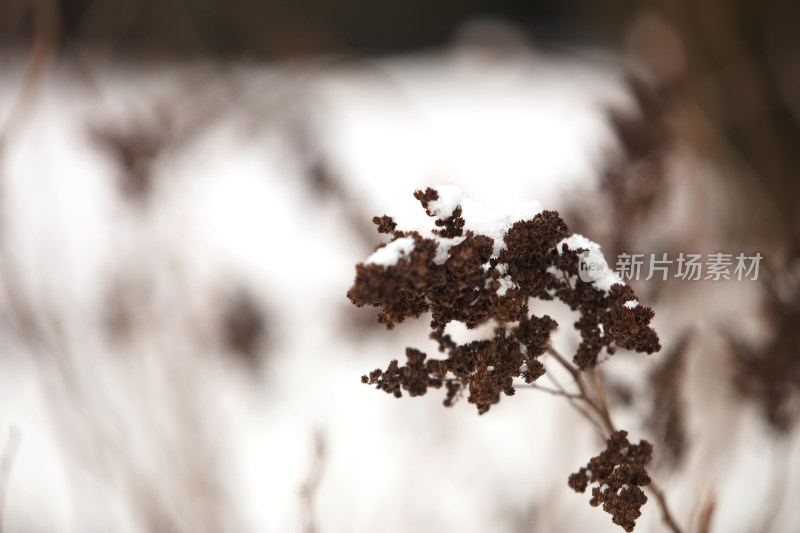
xmin=646 ymin=333 xmax=690 ymax=468
xmin=348 ymin=186 xmax=660 ymax=413
xmin=568 ymin=430 xmax=654 ymax=532
xmin=564 ymin=76 xmax=673 ymax=268
xmin=730 ymin=261 xmax=800 ymax=432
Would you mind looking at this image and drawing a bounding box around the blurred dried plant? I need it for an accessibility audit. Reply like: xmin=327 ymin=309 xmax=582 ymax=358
xmin=299 ymin=430 xmax=326 ymax=533
xmin=219 ymin=288 xmax=268 ymax=366
xmin=729 ymin=259 xmax=800 ymax=433
xmin=645 ymin=331 xmax=690 ymax=470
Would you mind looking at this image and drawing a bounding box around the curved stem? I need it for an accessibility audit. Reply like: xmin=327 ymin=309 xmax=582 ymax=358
xmin=0 ymin=427 xmax=21 ymax=533
xmin=514 ymin=382 xmax=582 ymax=398
xmin=647 ymin=483 xmax=683 ymax=533
xmin=547 ymin=347 xmax=616 ymax=435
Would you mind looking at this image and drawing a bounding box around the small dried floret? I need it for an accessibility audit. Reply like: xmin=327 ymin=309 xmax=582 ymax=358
xmin=606 ymin=286 xmax=661 ymax=354
xmin=569 ymin=430 xmax=653 ymax=532
xmin=433 ymin=205 xmax=465 ymax=238
xmin=413 ymin=187 xmax=440 ymax=215
xmin=372 ymin=215 xmax=397 ymax=234
xmin=414 ymin=186 xmax=466 ymax=237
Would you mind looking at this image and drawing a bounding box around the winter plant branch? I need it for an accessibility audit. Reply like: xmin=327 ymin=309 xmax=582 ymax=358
xmin=347 ymin=186 xmax=680 ymax=532
xmin=547 ymin=346 xmax=682 ymax=533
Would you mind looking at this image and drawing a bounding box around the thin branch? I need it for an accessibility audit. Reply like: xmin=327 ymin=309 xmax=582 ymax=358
xmin=545 ymin=346 xmax=683 ymax=533
xmin=513 ymin=382 xmax=582 ymax=398
xmin=693 ymin=487 xmax=716 ymax=533
xmin=0 ymin=0 xmax=60 ymax=152
xmin=561 ymin=270 xmax=573 ymax=291
xmin=547 ymin=346 xmax=616 ymax=435
xmin=0 ymin=427 xmax=21 ymax=533
xmin=546 ymin=346 xmax=579 ymax=378
xmin=544 ymin=365 xmax=607 ymax=439
xmin=647 ymin=482 xmax=683 ymax=533
xmin=592 ymin=367 xmax=612 ymax=421
xmin=299 ymin=430 xmax=326 ymax=533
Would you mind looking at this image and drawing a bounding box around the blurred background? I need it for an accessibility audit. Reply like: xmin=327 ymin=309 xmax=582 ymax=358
xmin=0 ymin=0 xmax=799 ymax=532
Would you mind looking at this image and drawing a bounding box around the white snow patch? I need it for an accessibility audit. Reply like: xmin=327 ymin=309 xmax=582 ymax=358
xmin=461 ymin=195 xmax=543 ymax=257
xmin=365 ymin=189 xmax=627 ymax=296
xmin=426 ymin=184 xmax=464 ymax=219
xmin=557 ymin=234 xmax=601 ymax=255
xmin=384 ymin=185 xmax=543 ymax=262
xmin=557 ymin=233 xmax=625 ymax=293
xmin=623 ymin=300 xmax=639 ymax=309
xmin=593 ymin=270 xmax=625 ymax=292
xmin=433 ymin=235 xmax=466 ymax=265
xmin=496 ymin=275 xmax=517 ymax=297
xmin=365 ymin=237 xmax=416 ymax=266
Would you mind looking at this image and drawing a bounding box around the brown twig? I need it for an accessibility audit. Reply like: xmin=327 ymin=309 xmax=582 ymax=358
xmin=592 ymin=367 xmax=611 ymax=416
xmin=299 ymin=430 xmax=326 ymax=533
xmin=514 ymin=382 xmax=582 ymax=398
xmin=693 ymin=488 xmax=716 ymax=533
xmin=0 ymin=427 xmax=21 ymax=533
xmin=547 ymin=347 xmax=616 ymax=436
xmin=543 ymin=358 xmax=608 ymax=439
xmin=647 ymin=482 xmax=683 ymax=533
xmin=0 ymin=0 xmax=60 ymax=153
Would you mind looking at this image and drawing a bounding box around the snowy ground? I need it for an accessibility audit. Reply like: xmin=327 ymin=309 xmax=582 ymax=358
xmin=0 ymin=40 xmax=798 ymax=533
